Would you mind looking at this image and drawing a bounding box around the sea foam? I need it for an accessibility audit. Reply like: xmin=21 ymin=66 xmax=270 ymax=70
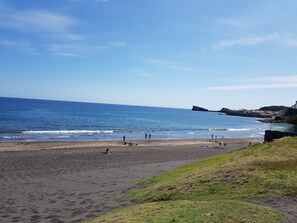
xmin=22 ymin=130 xmax=114 ymax=134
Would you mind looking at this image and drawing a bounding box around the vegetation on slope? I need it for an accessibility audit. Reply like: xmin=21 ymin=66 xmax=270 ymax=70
xmin=130 ymin=137 xmax=297 ymax=202
xmin=284 ymin=115 xmax=297 ymax=125
xmin=82 ymin=137 xmax=297 ymax=223
xmin=82 ymin=200 xmax=288 ymax=223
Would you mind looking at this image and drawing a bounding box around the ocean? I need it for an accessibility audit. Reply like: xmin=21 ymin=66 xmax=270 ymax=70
xmin=0 ymin=97 xmax=268 ymax=142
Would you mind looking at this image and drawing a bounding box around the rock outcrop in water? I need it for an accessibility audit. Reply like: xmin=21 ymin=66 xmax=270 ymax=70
xmin=192 ymin=106 xmax=208 ymax=112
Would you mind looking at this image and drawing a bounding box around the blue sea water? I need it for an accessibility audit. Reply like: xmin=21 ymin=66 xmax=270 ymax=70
xmin=0 ymin=97 xmax=268 ymax=142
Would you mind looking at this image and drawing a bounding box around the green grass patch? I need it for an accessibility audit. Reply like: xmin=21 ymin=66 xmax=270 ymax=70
xmin=129 ymin=137 xmax=297 ymax=202
xmin=82 ymin=200 xmax=288 ymax=223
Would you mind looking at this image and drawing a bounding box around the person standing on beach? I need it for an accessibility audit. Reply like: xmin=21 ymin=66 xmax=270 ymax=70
xmin=149 ymin=133 xmax=151 ymax=140
xmin=123 ymin=135 xmax=126 ymax=142
xmin=145 ymin=133 xmax=147 ymax=140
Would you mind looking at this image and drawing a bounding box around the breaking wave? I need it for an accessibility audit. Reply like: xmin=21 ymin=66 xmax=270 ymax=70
xmin=208 ymin=128 xmax=251 ymax=132
xmin=22 ymin=130 xmax=114 ymax=134
xmin=227 ymin=128 xmax=250 ymax=131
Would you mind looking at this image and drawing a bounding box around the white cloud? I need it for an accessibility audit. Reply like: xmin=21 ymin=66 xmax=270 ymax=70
xmin=213 ymin=32 xmax=297 ymax=50
xmin=138 ymin=72 xmax=154 ymax=77
xmin=47 ymin=43 xmax=81 ymax=52
xmin=251 ymin=75 xmax=297 ymax=83
xmin=167 ymin=65 xmax=203 ymax=73
xmin=0 ymin=39 xmax=30 ymax=47
xmin=280 ymin=35 xmax=297 ymax=47
xmin=0 ymin=39 xmax=36 ymax=54
xmin=213 ymin=33 xmax=281 ymax=50
xmin=51 ymin=33 xmax=85 ymax=41
xmin=46 ymin=42 xmax=122 ymax=56
xmin=53 ymin=52 xmax=82 ymax=57
xmin=0 ymin=9 xmax=83 ymax=42
xmin=0 ymin=10 xmax=77 ymax=33
xmin=209 ymin=83 xmax=297 ymax=90
xmin=284 ymin=40 xmax=297 ymax=46
xmin=140 ymin=56 xmax=204 ymax=74
xmin=208 ymin=75 xmax=297 ymax=90
xmin=143 ymin=58 xmax=168 ymax=66
xmin=47 ymin=43 xmax=79 ymax=56
xmin=0 ymin=8 xmax=95 ymax=55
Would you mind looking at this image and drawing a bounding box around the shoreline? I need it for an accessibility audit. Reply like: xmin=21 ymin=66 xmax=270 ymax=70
xmin=0 ymin=138 xmax=260 ymax=223
xmin=0 ymin=137 xmax=261 ymax=152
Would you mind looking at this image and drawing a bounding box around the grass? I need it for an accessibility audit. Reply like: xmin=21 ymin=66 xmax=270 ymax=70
xmin=82 ymin=137 xmax=297 ymax=223
xmin=129 ymin=137 xmax=297 ymax=202
xmin=82 ymin=200 xmax=288 ymax=223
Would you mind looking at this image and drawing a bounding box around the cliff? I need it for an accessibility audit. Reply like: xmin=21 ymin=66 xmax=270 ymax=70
xmin=284 ymin=108 xmax=297 ymax=116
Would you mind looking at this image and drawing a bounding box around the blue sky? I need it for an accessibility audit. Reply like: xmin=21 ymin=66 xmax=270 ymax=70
xmin=1 ymin=0 xmax=297 ymax=109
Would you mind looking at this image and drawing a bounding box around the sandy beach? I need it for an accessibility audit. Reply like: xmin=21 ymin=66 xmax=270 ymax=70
xmin=0 ymin=138 xmax=260 ymax=223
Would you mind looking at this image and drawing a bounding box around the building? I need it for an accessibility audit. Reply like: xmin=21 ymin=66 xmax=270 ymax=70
xmin=293 ymin=101 xmax=297 ymax=109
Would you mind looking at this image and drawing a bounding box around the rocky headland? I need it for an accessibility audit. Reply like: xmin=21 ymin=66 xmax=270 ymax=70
xmin=192 ymin=105 xmax=289 ymax=119
xmin=219 ymin=108 xmax=278 ymax=118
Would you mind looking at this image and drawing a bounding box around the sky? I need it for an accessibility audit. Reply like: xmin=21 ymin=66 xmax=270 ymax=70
xmin=0 ymin=0 xmax=297 ymax=110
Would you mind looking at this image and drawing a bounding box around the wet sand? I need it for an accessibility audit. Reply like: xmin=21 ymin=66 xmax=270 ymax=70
xmin=0 ymin=138 xmax=259 ymax=223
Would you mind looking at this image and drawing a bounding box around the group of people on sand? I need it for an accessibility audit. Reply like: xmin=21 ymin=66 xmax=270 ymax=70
xmin=122 ymin=135 xmax=134 ymax=146
xmin=103 ymin=148 xmax=112 ymax=154
xmin=122 ymin=133 xmax=152 ymax=142
xmin=206 ymin=141 xmax=227 ymax=149
xmin=145 ymin=133 xmax=151 ymax=140
xmin=211 ymin=134 xmax=224 ymax=139
xmin=104 ymin=132 xmax=154 ymax=155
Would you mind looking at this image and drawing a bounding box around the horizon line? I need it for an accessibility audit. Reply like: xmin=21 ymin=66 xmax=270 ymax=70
xmin=0 ymin=96 xmax=190 ymax=110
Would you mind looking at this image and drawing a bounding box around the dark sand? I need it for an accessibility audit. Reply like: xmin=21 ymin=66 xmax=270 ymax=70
xmin=0 ymin=138 xmax=270 ymax=223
